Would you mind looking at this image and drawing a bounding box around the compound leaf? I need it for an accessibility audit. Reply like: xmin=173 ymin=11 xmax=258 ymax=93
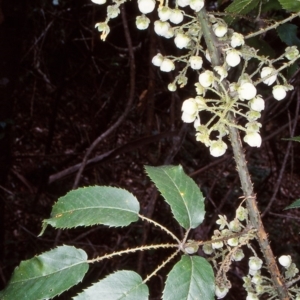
xmin=40 ymin=186 xmax=140 ymax=234
xmin=145 ymin=165 xmax=205 ymax=230
xmin=163 ymin=255 xmax=215 ymax=300
xmin=0 ymin=245 xmax=88 ymax=300
xmin=73 ymin=270 xmax=149 ymax=300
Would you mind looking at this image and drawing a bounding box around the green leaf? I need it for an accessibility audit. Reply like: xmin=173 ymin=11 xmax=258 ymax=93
xmin=73 ymin=270 xmax=149 ymax=300
xmin=145 ymin=165 xmax=205 ymax=230
xmin=261 ymin=0 xmax=282 ymax=12
xmin=282 ymin=136 xmax=300 ymax=142
xmin=163 ymin=255 xmax=215 ymax=300
xmin=277 ymin=24 xmax=300 ymax=47
xmin=0 ymin=245 xmax=88 ymax=300
xmin=225 ymin=0 xmax=260 ymax=14
xmin=40 ymin=186 xmax=140 ymax=234
xmin=278 ymin=0 xmax=300 ymax=12
xmin=284 ymin=199 xmax=300 ymax=210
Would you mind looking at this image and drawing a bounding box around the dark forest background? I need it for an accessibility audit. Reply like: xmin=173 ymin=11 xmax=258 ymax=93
xmin=0 ymin=0 xmax=300 ymax=299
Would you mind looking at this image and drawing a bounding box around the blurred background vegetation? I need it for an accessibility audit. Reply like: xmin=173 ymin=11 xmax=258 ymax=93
xmin=0 ymin=0 xmax=299 ymax=298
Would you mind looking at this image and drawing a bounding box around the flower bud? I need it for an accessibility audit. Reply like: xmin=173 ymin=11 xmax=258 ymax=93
xmin=227 ymin=237 xmax=238 ymax=247
xmin=246 ymin=292 xmax=259 ymax=300
xmin=251 ymin=274 xmax=262 ymax=285
xmin=152 ymin=53 xmax=164 ymax=67
xmin=212 ymin=241 xmax=224 ymax=249
xmin=178 ymin=0 xmax=190 ymax=7
xmin=261 ymin=67 xmax=277 ymax=86
xmin=272 ymin=85 xmax=287 ymax=101
xmin=228 ymin=219 xmax=241 ymax=232
xmin=213 ymin=23 xmax=228 ymax=37
xmin=168 ymin=83 xmax=177 ymax=91
xmin=236 ymin=206 xmax=248 ymax=221
xmin=91 ymin=0 xmax=106 ymax=4
xmin=285 ymin=46 xmax=299 ymax=60
xmin=231 ymin=32 xmax=245 ymax=48
xmin=189 ymin=56 xmax=203 ymax=70
xmin=215 ymin=286 xmax=229 ymax=299
xmin=138 ymin=0 xmax=155 ymax=14
xmin=249 ymin=257 xmax=263 ymax=271
xmin=160 ymin=58 xmax=175 ymax=72
xmin=189 ymin=0 xmax=204 ymax=12
xmin=226 ymin=49 xmax=241 ymax=67
xmin=250 ymin=96 xmax=265 ymax=112
xmin=135 ymin=15 xmax=150 ymax=30
xmin=199 ymin=70 xmax=214 ymax=88
xmin=163 ymin=27 xmax=174 ymax=39
xmin=154 ymin=20 xmax=170 ymax=36
xmin=214 ymin=66 xmax=228 ymax=80
xmin=195 ymin=83 xmax=205 ymax=95
xmin=107 ymin=5 xmax=120 ymax=18
xmin=169 ymin=9 xmax=184 ymax=24
xmin=278 ymin=255 xmax=292 ymax=268
xmin=238 ymin=82 xmax=257 ymax=100
xmin=158 ymin=6 xmax=171 ymax=21
xmin=233 ymin=249 xmax=245 ymax=261
xmin=202 ymin=244 xmax=213 ymax=255
xmin=244 ymin=131 xmax=262 ymax=147
xmin=182 ymin=98 xmax=198 ymax=115
xmin=209 ymin=140 xmax=227 ymax=157
xmin=174 ymin=33 xmax=190 ymax=49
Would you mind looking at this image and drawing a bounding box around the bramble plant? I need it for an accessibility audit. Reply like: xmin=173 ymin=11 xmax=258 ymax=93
xmin=1 ymin=0 xmax=300 ymax=299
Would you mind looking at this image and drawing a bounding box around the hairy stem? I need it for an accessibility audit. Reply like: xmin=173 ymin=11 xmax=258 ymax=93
xmin=198 ymin=8 xmax=289 ymax=299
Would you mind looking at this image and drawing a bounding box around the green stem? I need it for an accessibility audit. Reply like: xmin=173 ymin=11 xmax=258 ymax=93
xmin=198 ymin=8 xmax=289 ymax=300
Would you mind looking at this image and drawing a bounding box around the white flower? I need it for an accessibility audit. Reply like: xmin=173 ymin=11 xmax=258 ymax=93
xmin=168 ymin=83 xmax=177 ymax=91
xmin=181 ymin=98 xmax=198 ymax=123
xmin=169 ymin=9 xmax=184 ymax=24
xmin=163 ymin=27 xmax=174 ymax=39
xmin=279 ymin=255 xmax=292 ymax=268
xmin=214 ymin=66 xmax=228 ymax=80
xmin=251 ymin=274 xmax=262 ymax=285
xmin=215 ymin=286 xmax=229 ymax=299
xmin=261 ymin=67 xmax=277 ymax=86
xmin=158 ymin=6 xmax=171 ymax=21
xmin=246 ymin=292 xmax=259 ymax=300
xmin=178 ymin=0 xmax=190 ymax=7
xmin=91 ymin=0 xmax=106 ymax=4
xmin=285 ymin=46 xmax=299 ymax=60
xmin=213 ymin=23 xmax=228 ymax=37
xmin=199 ymin=70 xmax=214 ymax=88
xmin=154 ymin=20 xmax=170 ymax=36
xmin=236 ymin=206 xmax=248 ymax=221
xmin=189 ymin=56 xmax=203 ymax=70
xmin=209 ymin=140 xmax=227 ymax=157
xmin=135 ymin=15 xmax=150 ymax=30
xmin=226 ymin=49 xmax=241 ymax=67
xmin=152 ymin=53 xmax=164 ymax=67
xmin=195 ymin=83 xmax=205 ymax=95
xmin=160 ymin=58 xmax=175 ymax=72
xmin=174 ymin=33 xmax=190 ymax=49
xmin=250 ymin=96 xmax=265 ymax=112
xmin=249 ymin=257 xmax=263 ymax=272
xmin=238 ymin=82 xmax=257 ymax=100
xmin=272 ymin=85 xmax=287 ymax=100
xmin=231 ymin=32 xmax=245 ymax=48
xmin=229 ymin=219 xmax=241 ymax=232
xmin=244 ymin=131 xmax=262 ymax=147
xmin=107 ymin=5 xmax=120 ymax=18
xmin=189 ymin=0 xmax=204 ymax=12
xmin=138 ymin=0 xmax=155 ymax=14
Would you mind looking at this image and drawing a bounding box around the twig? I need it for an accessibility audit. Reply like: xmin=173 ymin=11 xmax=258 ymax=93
xmin=72 ymin=5 xmax=136 ymax=189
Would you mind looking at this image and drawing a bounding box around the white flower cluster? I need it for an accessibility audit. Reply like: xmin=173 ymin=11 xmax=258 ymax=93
xmin=203 ymin=206 xmax=251 ymax=299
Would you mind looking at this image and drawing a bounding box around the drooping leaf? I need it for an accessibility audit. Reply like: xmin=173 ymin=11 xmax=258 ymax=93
xmin=40 ymin=186 xmax=140 ymax=234
xmin=163 ymin=255 xmax=215 ymax=300
xmin=145 ymin=165 xmax=205 ymax=230
xmin=282 ymin=136 xmax=300 ymax=142
xmin=73 ymin=270 xmax=149 ymax=300
xmin=278 ymin=0 xmax=300 ymax=12
xmin=225 ymin=0 xmax=260 ymax=15
xmin=284 ymin=199 xmax=300 ymax=210
xmin=277 ymin=24 xmax=300 ymax=47
xmin=0 ymin=245 xmax=88 ymax=300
